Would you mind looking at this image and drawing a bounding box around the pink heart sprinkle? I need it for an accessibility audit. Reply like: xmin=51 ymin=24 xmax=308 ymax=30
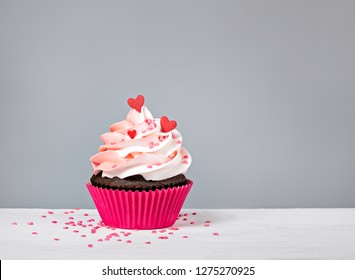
xmin=48 ymin=211 xmax=54 ymax=214
xmin=158 ymin=236 xmax=168 ymax=239
xmin=205 ymin=220 xmax=211 ymax=223
xmin=70 ymin=210 xmax=75 ymax=213
xmin=98 ymin=239 xmax=103 ymax=242
xmin=63 ymin=226 xmax=69 ymax=229
xmin=159 ymin=229 xmax=166 ymax=233
xmin=126 ymin=240 xmax=132 ymax=243
xmin=183 ymin=155 xmax=189 ymax=159
xmin=147 ymin=165 xmax=153 ymax=168
xmin=52 ymin=220 xmax=58 ymax=224
xmin=182 ymin=235 xmax=188 ymax=238
xmin=11 ymin=222 xmax=18 ymax=225
xmin=204 ymin=224 xmax=210 ymax=227
xmin=64 ymin=211 xmax=69 ymax=214
xmin=54 ymin=238 xmax=60 ymax=241
xmin=88 ymin=244 xmax=93 ymax=248
xmin=74 ymin=208 xmax=80 ymax=211
xmin=213 ymin=232 xmax=220 ymax=236
xmin=177 ymin=140 xmax=182 ymax=144
xmin=192 ymin=212 xmax=197 ymax=215
xmin=168 ymin=232 xmax=174 ymax=235
xmin=117 ymin=239 xmax=122 ymax=242
xmin=73 ymin=230 xmax=79 ymax=233
xmin=27 ymin=222 xmax=34 ymax=225
xmin=145 ymin=241 xmax=151 ymax=244
xmin=183 ymin=160 xmax=189 ymax=164
xmin=41 ymin=215 xmax=46 ymax=218
xmin=32 ymin=232 xmax=38 ymax=235
xmin=84 ymin=213 xmax=89 ymax=216
xmin=151 ymin=230 xmax=157 ymax=234
xmin=190 ymin=222 xmax=195 ymax=224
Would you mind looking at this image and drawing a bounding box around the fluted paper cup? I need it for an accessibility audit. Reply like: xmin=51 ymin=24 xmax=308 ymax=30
xmin=86 ymin=180 xmax=193 ymax=229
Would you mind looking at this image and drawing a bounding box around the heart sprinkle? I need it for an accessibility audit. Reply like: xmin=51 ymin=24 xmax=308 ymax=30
xmin=127 ymin=129 xmax=137 ymax=139
xmin=160 ymin=116 xmax=177 ymax=132
xmin=127 ymin=95 xmax=144 ymax=112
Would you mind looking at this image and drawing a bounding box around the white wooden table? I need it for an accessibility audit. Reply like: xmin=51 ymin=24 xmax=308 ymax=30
xmin=1 ymin=208 xmax=354 ymax=259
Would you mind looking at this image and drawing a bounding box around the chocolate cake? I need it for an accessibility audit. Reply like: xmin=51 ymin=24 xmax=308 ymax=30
xmin=90 ymin=171 xmax=188 ymax=191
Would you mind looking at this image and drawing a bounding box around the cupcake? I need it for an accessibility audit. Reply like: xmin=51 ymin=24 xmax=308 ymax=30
xmin=87 ymin=95 xmax=192 ymax=229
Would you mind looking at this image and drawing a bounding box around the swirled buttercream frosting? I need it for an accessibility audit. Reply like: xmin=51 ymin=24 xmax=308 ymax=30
xmin=90 ymin=95 xmax=192 ymax=181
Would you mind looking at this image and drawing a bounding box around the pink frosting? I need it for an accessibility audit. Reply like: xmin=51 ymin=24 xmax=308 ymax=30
xmin=90 ymin=106 xmax=191 ymax=180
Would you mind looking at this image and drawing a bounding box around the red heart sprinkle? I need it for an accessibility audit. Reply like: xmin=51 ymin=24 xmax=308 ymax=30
xmin=127 ymin=129 xmax=137 ymax=139
xmin=127 ymin=95 xmax=144 ymax=112
xmin=160 ymin=116 xmax=177 ymax=132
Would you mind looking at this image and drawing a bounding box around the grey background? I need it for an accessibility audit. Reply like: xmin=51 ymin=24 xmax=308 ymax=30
xmin=1 ymin=0 xmax=355 ymax=209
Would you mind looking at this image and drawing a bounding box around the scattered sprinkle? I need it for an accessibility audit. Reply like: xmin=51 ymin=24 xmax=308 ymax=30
xmin=88 ymin=244 xmax=93 ymax=248
xmin=158 ymin=236 xmax=169 ymax=240
xmin=54 ymin=238 xmax=60 ymax=241
xmin=48 ymin=211 xmax=54 ymax=214
xmin=27 ymin=222 xmax=34 ymax=225
xmin=213 ymin=232 xmax=220 ymax=236
xmin=32 ymin=232 xmax=38 ymax=235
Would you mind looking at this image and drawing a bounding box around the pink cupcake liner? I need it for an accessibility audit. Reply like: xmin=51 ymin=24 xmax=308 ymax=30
xmin=86 ymin=180 xmax=193 ymax=229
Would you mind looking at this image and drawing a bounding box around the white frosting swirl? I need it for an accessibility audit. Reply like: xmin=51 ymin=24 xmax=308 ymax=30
xmin=90 ymin=106 xmax=191 ymax=180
